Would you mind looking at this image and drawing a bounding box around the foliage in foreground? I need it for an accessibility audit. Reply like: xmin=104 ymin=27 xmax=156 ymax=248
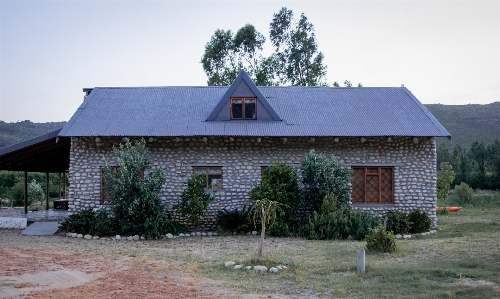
xmin=300 ymin=209 xmax=381 ymax=240
xmin=216 ymin=206 xmax=252 ymax=234
xmin=365 ymin=226 xmax=397 ymax=253
xmin=175 ymin=172 xmax=215 ymax=229
xmin=386 ymin=210 xmax=412 ymax=234
xmin=408 ymin=210 xmax=432 ymax=233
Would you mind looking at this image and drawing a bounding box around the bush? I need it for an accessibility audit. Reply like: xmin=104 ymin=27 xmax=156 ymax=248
xmin=301 ymin=150 xmax=351 ymax=211
xmin=175 ymin=172 xmax=214 ymax=229
xmin=268 ymin=221 xmax=290 ymax=237
xmin=299 ymin=209 xmax=380 ymax=240
xmin=454 ymin=182 xmax=474 ymax=204
xmin=59 ymin=208 xmax=96 ymax=235
xmin=320 ymin=193 xmax=337 ymax=214
xmin=408 ymin=210 xmax=432 ymax=233
xmin=366 ymin=226 xmax=397 ymax=253
xmin=216 ymin=206 xmax=252 ymax=233
xmin=386 ymin=210 xmax=411 ymax=234
xmin=89 ymin=208 xmax=114 ymax=237
xmin=103 ymin=138 xmax=168 ymax=238
xmin=249 ymin=161 xmax=300 ymax=220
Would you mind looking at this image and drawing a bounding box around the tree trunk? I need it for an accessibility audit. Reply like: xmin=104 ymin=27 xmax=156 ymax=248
xmin=257 ymin=208 xmax=265 ymax=261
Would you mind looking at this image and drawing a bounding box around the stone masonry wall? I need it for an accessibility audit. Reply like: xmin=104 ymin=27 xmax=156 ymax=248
xmin=67 ymin=136 xmax=437 ymax=230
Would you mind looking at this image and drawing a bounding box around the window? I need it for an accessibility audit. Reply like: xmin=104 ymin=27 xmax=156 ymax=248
xmin=351 ymin=166 xmax=394 ymax=204
xmin=231 ymin=98 xmax=257 ymax=119
xmin=193 ymin=166 xmax=223 ymax=190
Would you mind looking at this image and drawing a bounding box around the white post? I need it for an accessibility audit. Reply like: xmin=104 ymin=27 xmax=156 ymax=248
xmin=357 ymin=250 xmax=365 ymax=273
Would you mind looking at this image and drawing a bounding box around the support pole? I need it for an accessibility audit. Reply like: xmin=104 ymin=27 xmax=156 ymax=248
xmin=58 ymin=173 xmax=61 ymax=199
xmin=46 ymin=173 xmax=50 ymax=210
xmin=24 ymin=171 xmax=28 ymax=214
xmin=357 ymin=250 xmax=365 ymax=273
xmin=63 ymin=172 xmax=66 ymax=199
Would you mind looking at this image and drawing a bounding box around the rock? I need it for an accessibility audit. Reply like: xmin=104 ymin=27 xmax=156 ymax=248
xmin=246 ymin=232 xmax=251 ymax=235
xmin=252 ymin=231 xmax=257 ymax=235
xmin=213 ymin=232 xmax=218 ymax=236
xmin=430 ymin=230 xmax=437 ymax=234
xmin=93 ymin=236 xmax=100 ymax=240
xmin=245 ymin=266 xmax=252 ymax=270
xmin=403 ymin=235 xmax=411 ymax=239
xmin=127 ymin=236 xmax=133 ymax=241
xmin=196 ymin=232 xmax=201 ymax=236
xmin=253 ymin=266 xmax=267 ymax=272
xmin=77 ymin=234 xmax=83 ymax=238
xmin=234 ymin=265 xmax=243 ymax=269
xmin=179 ymin=233 xmax=185 ymax=237
xmin=395 ymin=234 xmax=402 ymax=239
xmin=183 ymin=233 xmax=190 ymax=237
xmin=225 ymin=261 xmax=235 ymax=267
xmin=421 ymin=233 xmax=427 ymax=236
xmin=190 ymin=232 xmax=196 ymax=236
xmin=84 ymin=234 xmax=92 ymax=240
xmin=201 ymin=232 xmax=207 ymax=236
xmin=166 ymin=233 xmax=174 ymax=239
xmin=207 ymin=232 xmax=213 ymax=236
xmin=281 ymin=266 xmax=287 ymax=269
xmin=269 ymin=267 xmax=279 ymax=273
xmin=276 ymin=266 xmax=282 ymax=270
xmin=115 ymin=235 xmax=121 ymax=240
xmin=133 ymin=235 xmax=140 ymax=241
xmin=140 ymin=236 xmax=146 ymax=240
xmin=70 ymin=233 xmax=77 ymax=238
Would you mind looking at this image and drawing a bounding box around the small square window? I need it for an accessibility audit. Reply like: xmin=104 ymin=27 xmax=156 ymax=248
xmin=231 ymin=98 xmax=257 ymax=120
xmin=193 ymin=166 xmax=223 ymax=190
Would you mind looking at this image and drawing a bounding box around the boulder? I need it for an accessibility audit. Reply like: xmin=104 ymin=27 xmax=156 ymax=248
xmin=166 ymin=233 xmax=174 ymax=239
xmin=224 ymin=261 xmax=235 ymax=267
xmin=77 ymin=234 xmax=83 ymax=238
xmin=269 ymin=267 xmax=279 ymax=273
xmin=245 ymin=266 xmax=252 ymax=270
xmin=253 ymin=266 xmax=267 ymax=272
xmin=234 ymin=265 xmax=243 ymax=269
xmin=115 ymin=235 xmax=121 ymax=240
xmin=133 ymin=235 xmax=140 ymax=241
xmin=84 ymin=234 xmax=92 ymax=240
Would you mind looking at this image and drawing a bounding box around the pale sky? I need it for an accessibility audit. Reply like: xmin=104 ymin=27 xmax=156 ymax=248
xmin=1 ymin=0 xmax=499 ymax=123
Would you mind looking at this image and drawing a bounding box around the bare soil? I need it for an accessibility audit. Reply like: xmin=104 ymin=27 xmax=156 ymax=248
xmin=0 ymin=229 xmax=250 ymax=299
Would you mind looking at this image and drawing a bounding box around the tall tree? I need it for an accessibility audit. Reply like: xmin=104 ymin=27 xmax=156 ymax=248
xmin=451 ymin=144 xmax=470 ymax=185
xmin=487 ymin=138 xmax=500 ymax=187
xmin=201 ymin=7 xmax=327 ymax=86
xmin=469 ymin=140 xmax=487 ymax=187
xmin=269 ymin=7 xmax=327 ymax=86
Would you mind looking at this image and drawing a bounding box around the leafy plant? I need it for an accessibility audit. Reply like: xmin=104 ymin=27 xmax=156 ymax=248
xmin=386 ymin=210 xmax=412 ymax=235
xmin=408 ymin=210 xmax=432 ymax=233
xmin=103 ymin=138 xmax=168 ymax=238
xmin=301 ymin=150 xmax=352 ymax=211
xmin=299 ymin=209 xmax=380 ymax=240
xmin=268 ymin=221 xmax=290 ymax=237
xmin=250 ymin=199 xmax=282 ymax=261
xmin=366 ymin=226 xmax=397 ymax=253
xmin=175 ymin=172 xmax=214 ymax=229
xmin=216 ymin=206 xmax=252 ymax=233
xmin=437 ymin=162 xmax=455 ymax=200
xmin=249 ymin=161 xmax=299 ymax=221
xmin=454 ymin=182 xmax=474 ymax=204
xmin=59 ymin=208 xmax=95 ymax=235
xmin=88 ymin=208 xmax=114 ymax=237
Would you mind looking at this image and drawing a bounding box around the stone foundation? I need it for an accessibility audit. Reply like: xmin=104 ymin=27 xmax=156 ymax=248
xmin=68 ymin=136 xmax=437 ymax=229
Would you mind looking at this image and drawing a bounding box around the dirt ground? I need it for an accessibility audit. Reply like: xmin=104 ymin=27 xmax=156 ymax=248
xmin=0 ymin=229 xmax=253 ymax=299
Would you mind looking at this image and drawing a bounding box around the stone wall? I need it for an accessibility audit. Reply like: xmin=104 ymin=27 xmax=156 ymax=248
xmin=67 ymin=136 xmax=437 ymax=229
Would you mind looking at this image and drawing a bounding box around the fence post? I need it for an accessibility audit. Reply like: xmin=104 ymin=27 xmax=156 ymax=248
xmin=357 ymin=250 xmax=365 ymax=273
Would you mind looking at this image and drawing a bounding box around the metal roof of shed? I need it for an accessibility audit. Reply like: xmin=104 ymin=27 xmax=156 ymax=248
xmin=59 ymin=85 xmax=449 ymax=138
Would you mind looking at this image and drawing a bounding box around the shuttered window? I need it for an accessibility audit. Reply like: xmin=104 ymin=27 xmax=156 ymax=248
xmin=351 ymin=167 xmax=394 ymax=204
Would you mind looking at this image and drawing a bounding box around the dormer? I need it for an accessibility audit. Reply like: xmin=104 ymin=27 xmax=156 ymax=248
xmin=206 ymin=70 xmax=281 ymax=121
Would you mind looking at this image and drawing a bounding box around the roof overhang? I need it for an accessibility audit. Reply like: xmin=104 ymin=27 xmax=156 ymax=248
xmin=0 ymin=129 xmax=70 ymax=173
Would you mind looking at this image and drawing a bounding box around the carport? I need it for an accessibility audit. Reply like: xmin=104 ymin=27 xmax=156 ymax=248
xmin=0 ymin=129 xmax=71 ymax=213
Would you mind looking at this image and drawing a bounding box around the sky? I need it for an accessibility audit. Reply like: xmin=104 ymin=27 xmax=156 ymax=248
xmin=1 ymin=0 xmax=499 ymax=123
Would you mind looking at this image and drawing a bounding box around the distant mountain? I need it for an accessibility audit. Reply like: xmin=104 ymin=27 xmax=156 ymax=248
xmin=425 ymin=102 xmax=500 ymax=149
xmin=0 ymin=120 xmax=66 ymax=148
xmin=0 ymin=102 xmax=499 ymax=150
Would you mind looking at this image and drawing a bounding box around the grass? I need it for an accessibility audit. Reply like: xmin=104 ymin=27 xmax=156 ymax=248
xmin=95 ymin=201 xmax=499 ymax=298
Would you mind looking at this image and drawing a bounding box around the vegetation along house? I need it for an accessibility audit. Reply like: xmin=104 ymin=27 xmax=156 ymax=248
xmin=52 ymin=70 xmax=450 ymax=228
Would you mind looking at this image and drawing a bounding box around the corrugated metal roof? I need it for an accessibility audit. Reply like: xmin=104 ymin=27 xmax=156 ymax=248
xmin=59 ymin=85 xmax=450 ymax=138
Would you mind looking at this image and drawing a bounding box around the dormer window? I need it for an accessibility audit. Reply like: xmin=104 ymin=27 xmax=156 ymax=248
xmin=231 ymin=98 xmax=257 ymax=120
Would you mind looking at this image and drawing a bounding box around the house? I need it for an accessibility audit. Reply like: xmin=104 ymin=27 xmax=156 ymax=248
xmin=53 ymin=70 xmax=450 ymax=229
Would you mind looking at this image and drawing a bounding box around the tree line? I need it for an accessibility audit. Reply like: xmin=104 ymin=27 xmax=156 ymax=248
xmin=437 ymin=138 xmax=500 ymax=189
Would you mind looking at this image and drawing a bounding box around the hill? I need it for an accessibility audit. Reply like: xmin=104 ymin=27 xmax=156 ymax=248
xmin=425 ymin=102 xmax=500 ymax=149
xmin=0 ymin=120 xmax=66 ymax=148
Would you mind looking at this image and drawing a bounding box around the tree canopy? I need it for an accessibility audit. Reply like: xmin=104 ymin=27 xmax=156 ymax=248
xmin=201 ymin=7 xmax=329 ymax=86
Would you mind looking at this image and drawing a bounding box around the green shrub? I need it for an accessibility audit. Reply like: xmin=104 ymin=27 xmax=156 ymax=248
xmin=268 ymin=221 xmax=290 ymax=237
xmin=366 ymin=226 xmax=397 ymax=253
xmin=454 ymin=182 xmax=474 ymax=204
xmin=299 ymin=209 xmax=380 ymax=240
xmin=89 ymin=208 xmax=114 ymax=237
xmin=249 ymin=161 xmax=300 ymax=220
xmin=320 ymin=193 xmax=337 ymax=214
xmin=175 ymin=172 xmax=215 ymax=229
xmin=59 ymin=208 xmax=95 ymax=235
xmin=408 ymin=210 xmax=432 ymax=233
xmin=386 ymin=210 xmax=412 ymax=234
xmin=216 ymin=206 xmax=252 ymax=233
xmin=301 ymin=150 xmax=352 ymax=211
